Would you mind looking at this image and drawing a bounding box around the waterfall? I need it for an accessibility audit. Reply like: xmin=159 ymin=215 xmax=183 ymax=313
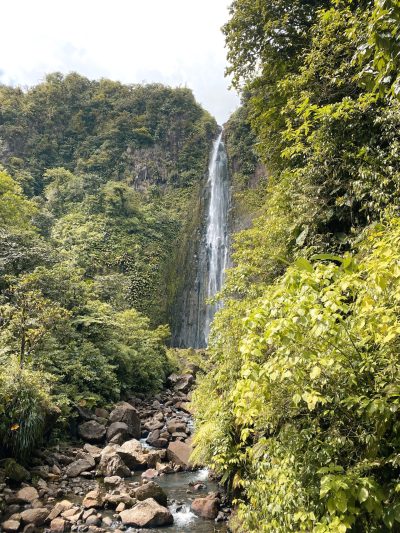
xmin=173 ymin=130 xmax=230 ymax=348
xmin=203 ymin=131 xmax=230 ymax=342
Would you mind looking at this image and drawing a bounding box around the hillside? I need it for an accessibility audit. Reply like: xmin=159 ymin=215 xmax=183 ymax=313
xmin=0 ymin=74 xmax=217 ymax=458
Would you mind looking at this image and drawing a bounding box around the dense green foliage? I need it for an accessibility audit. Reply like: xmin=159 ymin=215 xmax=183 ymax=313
xmin=192 ymin=1 xmax=400 ymax=531
xmin=0 ymin=75 xmax=216 ymax=458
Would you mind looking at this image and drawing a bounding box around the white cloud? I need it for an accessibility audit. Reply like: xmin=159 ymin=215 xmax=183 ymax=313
xmin=0 ymin=0 xmax=239 ymax=123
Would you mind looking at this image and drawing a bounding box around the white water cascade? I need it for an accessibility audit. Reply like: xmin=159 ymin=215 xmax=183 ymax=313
xmin=172 ymin=129 xmax=230 ymax=348
xmin=203 ymin=131 xmax=230 ymax=342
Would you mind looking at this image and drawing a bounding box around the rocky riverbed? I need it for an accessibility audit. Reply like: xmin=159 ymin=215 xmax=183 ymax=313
xmin=0 ymin=370 xmax=230 ymax=532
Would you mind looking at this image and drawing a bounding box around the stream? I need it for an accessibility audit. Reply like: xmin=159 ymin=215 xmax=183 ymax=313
xmin=126 ymin=470 xmax=227 ymax=533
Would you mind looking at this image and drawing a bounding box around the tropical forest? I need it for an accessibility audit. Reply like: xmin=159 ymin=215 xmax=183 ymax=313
xmin=0 ymin=0 xmax=400 ymax=532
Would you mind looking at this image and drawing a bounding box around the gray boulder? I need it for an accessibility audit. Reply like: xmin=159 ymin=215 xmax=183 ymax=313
xmin=119 ymin=498 xmax=173 ymax=527
xmin=109 ymin=402 xmax=141 ymax=439
xmin=78 ymin=420 xmax=106 ymax=443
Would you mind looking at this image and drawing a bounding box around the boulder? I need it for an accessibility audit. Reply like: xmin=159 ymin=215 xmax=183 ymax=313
xmin=141 ymin=468 xmax=158 ymax=480
xmin=101 ymin=454 xmax=130 ymax=477
xmin=109 ymin=402 xmax=141 ymax=439
xmin=151 ymin=438 xmax=168 ymax=449
xmin=50 ymin=517 xmax=66 ymax=532
xmin=106 ymin=422 xmax=129 ymax=442
xmin=4 ymin=459 xmax=30 ymax=482
xmin=103 ymin=475 xmax=122 ymax=487
xmin=78 ymin=420 xmax=106 ymax=443
xmin=167 ymin=440 xmax=193 ymax=467
xmin=133 ymin=481 xmax=167 ymax=506
xmin=166 ymin=420 xmax=187 ymax=434
xmin=173 ymin=374 xmax=194 ymax=394
xmin=104 ymin=492 xmax=136 ymax=508
xmin=116 ymin=439 xmax=147 ymax=469
xmin=15 ymin=486 xmax=39 ymax=503
xmin=94 ymin=408 xmax=109 ymax=419
xmin=82 ymin=487 xmax=104 ymax=509
xmin=146 ymin=429 xmax=160 ymax=446
xmin=191 ymin=493 xmax=220 ymax=519
xmin=83 ymin=443 xmax=102 ymax=461
xmin=20 ymin=507 xmax=49 ymax=526
xmin=47 ymin=500 xmax=73 ymax=521
xmin=1 ymin=520 xmax=20 ymax=533
xmin=65 ymin=455 xmax=95 ymax=477
xmin=119 ymin=498 xmax=173 ymax=527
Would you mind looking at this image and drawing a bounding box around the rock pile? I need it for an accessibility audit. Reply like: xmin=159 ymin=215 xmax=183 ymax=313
xmin=0 ymin=370 xmax=229 ymax=531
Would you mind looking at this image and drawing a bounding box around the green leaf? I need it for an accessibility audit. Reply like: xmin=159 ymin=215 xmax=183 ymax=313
xmin=295 ymin=257 xmax=313 ymax=273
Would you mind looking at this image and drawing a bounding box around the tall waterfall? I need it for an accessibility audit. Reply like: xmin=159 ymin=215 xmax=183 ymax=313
xmin=172 ymin=130 xmax=230 ymax=348
xmin=203 ymin=131 xmax=230 ymax=342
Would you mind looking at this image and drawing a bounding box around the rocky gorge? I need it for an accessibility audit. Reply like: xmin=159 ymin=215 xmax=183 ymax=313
xmin=0 ymin=369 xmax=229 ymax=533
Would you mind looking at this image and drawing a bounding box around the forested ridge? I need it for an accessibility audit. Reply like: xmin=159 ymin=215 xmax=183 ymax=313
xmin=0 ymin=74 xmax=217 ymax=459
xmin=192 ymin=0 xmax=400 ymax=532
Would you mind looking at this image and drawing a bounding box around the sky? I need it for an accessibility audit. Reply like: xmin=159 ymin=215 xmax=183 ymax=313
xmin=0 ymin=0 xmax=240 ymax=124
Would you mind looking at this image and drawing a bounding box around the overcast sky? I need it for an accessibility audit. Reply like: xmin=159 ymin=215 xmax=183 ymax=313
xmin=0 ymin=0 xmax=240 ymax=124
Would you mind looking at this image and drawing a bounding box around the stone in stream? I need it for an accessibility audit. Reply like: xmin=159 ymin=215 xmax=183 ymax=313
xmin=116 ymin=439 xmax=147 ymax=469
xmin=141 ymin=468 xmax=159 ymax=479
xmin=119 ymin=498 xmax=173 ymax=527
xmin=191 ymin=493 xmax=221 ymax=520
xmin=103 ymin=475 xmax=121 ymax=487
xmin=109 ymin=402 xmax=141 ymax=439
xmin=167 ymin=440 xmax=193 ymax=467
xmin=65 ymin=455 xmax=95 ymax=477
xmin=78 ymin=420 xmax=106 ymax=443
xmin=82 ymin=487 xmax=104 ymax=508
xmin=133 ymin=481 xmax=168 ymax=506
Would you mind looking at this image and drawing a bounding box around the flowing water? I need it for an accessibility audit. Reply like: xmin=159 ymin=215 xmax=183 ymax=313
xmin=203 ymin=132 xmax=230 ymax=343
xmin=174 ymin=131 xmax=230 ymax=348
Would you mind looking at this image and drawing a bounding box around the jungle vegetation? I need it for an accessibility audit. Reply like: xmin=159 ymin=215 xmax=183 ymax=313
xmin=192 ymin=0 xmax=400 ymax=531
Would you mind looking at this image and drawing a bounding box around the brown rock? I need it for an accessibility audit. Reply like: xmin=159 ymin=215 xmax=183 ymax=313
xmin=116 ymin=439 xmax=147 ymax=469
xmin=82 ymin=487 xmax=104 ymax=509
xmin=141 ymin=468 xmax=159 ymax=480
xmin=133 ymin=481 xmax=167 ymax=506
xmin=83 ymin=443 xmax=102 ymax=461
xmin=47 ymin=500 xmax=73 ymax=521
xmin=15 ymin=486 xmax=39 ymax=503
xmin=1 ymin=520 xmax=20 ymax=533
xmin=119 ymin=498 xmax=173 ymax=527
xmin=94 ymin=408 xmax=109 ymax=419
xmin=50 ymin=517 xmax=66 ymax=532
xmin=167 ymin=440 xmax=193 ymax=467
xmin=20 ymin=507 xmax=49 ymax=526
xmin=191 ymin=494 xmax=220 ymax=519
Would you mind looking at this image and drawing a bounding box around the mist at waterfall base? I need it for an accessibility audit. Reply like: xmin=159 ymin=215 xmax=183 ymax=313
xmin=175 ymin=131 xmax=230 ymax=349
